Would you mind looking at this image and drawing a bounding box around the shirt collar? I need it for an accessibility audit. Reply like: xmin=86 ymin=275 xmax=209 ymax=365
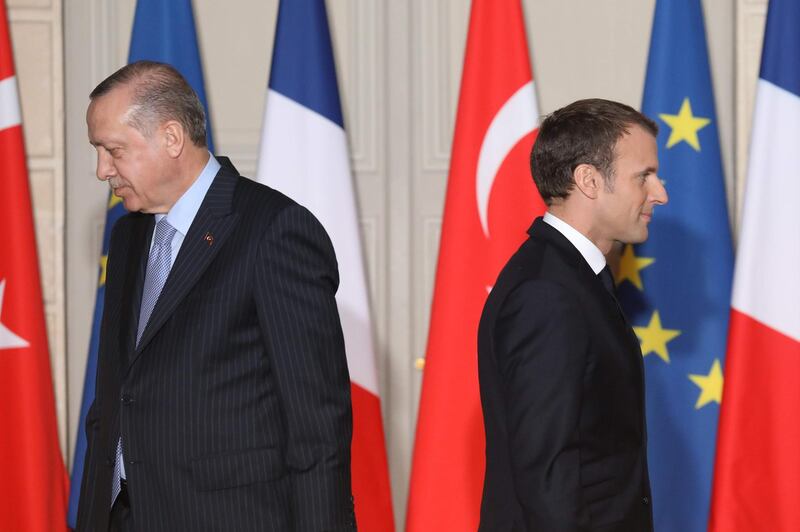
xmin=156 ymin=154 xmax=221 ymax=233
xmin=543 ymin=211 xmax=606 ymax=274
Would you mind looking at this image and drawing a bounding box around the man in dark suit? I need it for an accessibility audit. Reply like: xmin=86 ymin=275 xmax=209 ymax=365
xmin=478 ymin=99 xmax=668 ymax=531
xmin=76 ymin=61 xmax=355 ymax=531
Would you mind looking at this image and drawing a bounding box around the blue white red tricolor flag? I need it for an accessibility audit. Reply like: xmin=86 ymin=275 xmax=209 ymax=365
xmin=256 ymin=1 xmax=394 ymax=530
xmin=710 ymin=1 xmax=800 ymax=529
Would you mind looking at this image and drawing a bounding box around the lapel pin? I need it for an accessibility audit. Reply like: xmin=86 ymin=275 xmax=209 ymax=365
xmin=204 ymin=232 xmax=214 ymax=246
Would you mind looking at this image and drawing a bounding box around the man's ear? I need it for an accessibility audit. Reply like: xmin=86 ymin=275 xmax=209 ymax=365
xmin=162 ymin=120 xmax=185 ymax=158
xmin=572 ymin=163 xmax=601 ymax=199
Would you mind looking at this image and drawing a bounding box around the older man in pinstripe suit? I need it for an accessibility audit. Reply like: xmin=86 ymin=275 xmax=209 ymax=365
xmin=76 ymin=60 xmax=355 ymax=532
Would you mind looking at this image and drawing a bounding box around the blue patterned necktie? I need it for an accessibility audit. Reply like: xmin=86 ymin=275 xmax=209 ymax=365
xmin=136 ymin=218 xmax=177 ymax=345
xmin=112 ymin=218 xmax=176 ymax=506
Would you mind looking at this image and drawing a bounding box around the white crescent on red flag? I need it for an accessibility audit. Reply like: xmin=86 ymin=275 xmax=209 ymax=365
xmin=406 ymin=0 xmax=544 ymax=529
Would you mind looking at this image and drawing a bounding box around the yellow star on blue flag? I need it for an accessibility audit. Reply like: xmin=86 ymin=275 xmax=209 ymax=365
xmin=659 ymin=98 xmax=711 ymax=151
xmin=689 ymin=359 xmax=724 ymax=409
xmin=633 ymin=310 xmax=681 ymax=363
xmin=616 ymin=1 xmax=733 ymax=530
xmin=615 ymin=244 xmax=654 ymax=290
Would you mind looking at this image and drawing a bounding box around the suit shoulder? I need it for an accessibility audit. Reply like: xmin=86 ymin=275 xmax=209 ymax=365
xmin=490 ymin=237 xmax=559 ymax=291
xmin=482 ymin=238 xmax=584 ymax=325
xmin=233 ymin=175 xmax=331 ymax=243
xmin=233 ymin=175 xmax=296 ymax=214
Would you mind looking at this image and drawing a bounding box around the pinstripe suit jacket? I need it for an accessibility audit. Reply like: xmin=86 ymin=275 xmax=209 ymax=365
xmin=76 ymin=160 xmax=356 ymax=531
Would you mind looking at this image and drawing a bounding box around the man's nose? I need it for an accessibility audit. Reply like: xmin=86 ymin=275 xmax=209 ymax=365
xmin=96 ymin=150 xmax=116 ymax=182
xmin=650 ymin=176 xmax=668 ymax=205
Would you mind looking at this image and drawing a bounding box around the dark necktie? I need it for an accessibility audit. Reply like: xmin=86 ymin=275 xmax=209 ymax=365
xmin=598 ymin=265 xmax=616 ymax=295
xmin=598 ymin=265 xmax=636 ymax=331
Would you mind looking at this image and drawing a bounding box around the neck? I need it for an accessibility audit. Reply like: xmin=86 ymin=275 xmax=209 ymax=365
xmin=548 ymin=202 xmax=613 ymax=255
xmin=153 ymin=149 xmax=209 ymax=214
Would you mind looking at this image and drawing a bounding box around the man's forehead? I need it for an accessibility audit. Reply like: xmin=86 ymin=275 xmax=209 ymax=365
xmin=90 ymin=84 xmax=134 ymax=113
xmin=87 ymin=91 xmax=136 ymax=145
xmin=613 ymin=126 xmax=658 ymax=166
xmin=88 ymin=87 xmax=132 ymax=122
xmin=615 ymin=124 xmax=656 ymax=148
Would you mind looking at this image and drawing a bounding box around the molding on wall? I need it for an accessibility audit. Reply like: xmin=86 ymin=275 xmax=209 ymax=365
xmin=735 ymin=0 xmax=767 ymax=234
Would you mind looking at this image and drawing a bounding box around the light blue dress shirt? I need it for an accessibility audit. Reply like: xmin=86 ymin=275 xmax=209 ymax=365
xmin=151 ymin=153 xmax=221 ymax=265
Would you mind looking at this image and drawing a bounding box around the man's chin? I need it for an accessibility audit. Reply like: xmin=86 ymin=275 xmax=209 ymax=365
xmin=119 ymin=197 xmax=138 ymax=213
xmin=621 ymin=230 xmax=649 ymax=245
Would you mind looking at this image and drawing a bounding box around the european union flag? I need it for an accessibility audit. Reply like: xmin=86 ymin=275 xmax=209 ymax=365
xmin=616 ymin=1 xmax=733 ymax=530
xmin=67 ymin=0 xmax=214 ymax=526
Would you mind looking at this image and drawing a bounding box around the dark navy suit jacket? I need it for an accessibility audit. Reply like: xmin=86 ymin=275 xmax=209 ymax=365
xmin=478 ymin=217 xmax=653 ymax=531
xmin=76 ymin=159 xmax=355 ymax=531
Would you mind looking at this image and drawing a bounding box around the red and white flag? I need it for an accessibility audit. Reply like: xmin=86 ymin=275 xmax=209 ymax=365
xmin=0 ymin=0 xmax=69 ymax=529
xmin=709 ymin=0 xmax=800 ymax=529
xmin=406 ymin=1 xmax=544 ymax=529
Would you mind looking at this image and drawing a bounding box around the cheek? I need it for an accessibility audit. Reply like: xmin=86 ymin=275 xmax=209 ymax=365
xmin=118 ymin=158 xmax=149 ymax=190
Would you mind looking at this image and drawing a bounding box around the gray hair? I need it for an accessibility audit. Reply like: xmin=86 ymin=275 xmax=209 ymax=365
xmin=90 ymin=60 xmax=207 ymax=147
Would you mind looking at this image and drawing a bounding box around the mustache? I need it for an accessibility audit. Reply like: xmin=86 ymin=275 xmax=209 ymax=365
xmin=108 ymin=178 xmax=124 ymax=189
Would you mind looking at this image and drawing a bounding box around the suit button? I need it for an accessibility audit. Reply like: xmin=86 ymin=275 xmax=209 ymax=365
xmin=642 ymin=496 xmax=650 ymax=505
xmin=121 ymin=394 xmax=133 ymax=405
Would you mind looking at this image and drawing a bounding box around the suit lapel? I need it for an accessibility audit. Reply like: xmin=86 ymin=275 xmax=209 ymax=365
xmin=132 ymin=167 xmax=240 ymax=361
xmin=117 ymin=214 xmax=154 ymax=372
xmin=530 ymin=217 xmax=644 ymax=387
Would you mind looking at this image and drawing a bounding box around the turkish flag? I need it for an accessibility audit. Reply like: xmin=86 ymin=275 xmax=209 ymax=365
xmin=0 ymin=1 xmax=69 ymax=529
xmin=406 ymin=0 xmax=544 ymax=529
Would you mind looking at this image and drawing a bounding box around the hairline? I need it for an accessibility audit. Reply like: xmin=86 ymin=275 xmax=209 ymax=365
xmin=89 ymin=62 xmax=207 ymax=147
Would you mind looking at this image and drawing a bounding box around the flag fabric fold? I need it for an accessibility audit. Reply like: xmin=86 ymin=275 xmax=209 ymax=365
xmin=406 ymin=0 xmax=544 ymax=529
xmin=710 ymin=1 xmax=800 ymax=529
xmin=616 ymin=1 xmax=733 ymax=530
xmin=256 ymin=1 xmax=394 ymax=530
xmin=67 ymin=0 xmax=215 ymax=526
xmin=0 ymin=0 xmax=69 ymax=528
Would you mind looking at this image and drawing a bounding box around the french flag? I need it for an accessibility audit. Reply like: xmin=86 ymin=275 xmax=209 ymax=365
xmin=256 ymin=1 xmax=394 ymax=530
xmin=709 ymin=0 xmax=800 ymax=529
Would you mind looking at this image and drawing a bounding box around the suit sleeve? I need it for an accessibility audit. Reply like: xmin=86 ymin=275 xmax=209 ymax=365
xmin=493 ymin=279 xmax=590 ymax=531
xmin=77 ymin=217 xmax=127 ymax=529
xmin=253 ymin=203 xmax=355 ymax=531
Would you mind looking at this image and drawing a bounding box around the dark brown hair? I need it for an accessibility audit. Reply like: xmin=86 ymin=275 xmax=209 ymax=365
xmin=530 ymin=98 xmax=657 ymax=204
